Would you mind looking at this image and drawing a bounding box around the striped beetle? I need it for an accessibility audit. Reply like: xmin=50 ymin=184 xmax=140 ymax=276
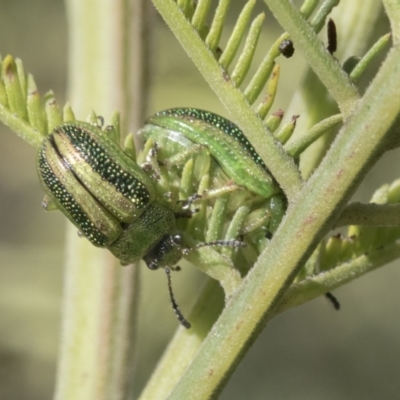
xmin=37 ymin=109 xmax=284 ymax=326
xmin=139 ymin=109 xmax=286 ymax=243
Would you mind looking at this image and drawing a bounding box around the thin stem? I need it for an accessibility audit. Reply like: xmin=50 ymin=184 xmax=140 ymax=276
xmin=286 ymin=114 xmax=342 ymax=158
xmin=350 ymin=33 xmax=392 ymax=83
xmin=310 ymin=0 xmax=340 ymax=33
xmin=231 ymin=13 xmax=265 ymax=87
xmin=184 ymin=240 xmax=242 ymax=297
xmin=264 ymin=0 xmax=359 ymax=116
xmin=244 ymin=32 xmax=289 ymax=104
xmin=277 ymin=242 xmax=400 ymax=314
xmin=0 ymin=102 xmax=43 ymax=147
xmin=192 ymin=0 xmax=212 ymax=34
xmin=205 ymin=0 xmax=230 ymax=51
xmin=219 ymin=0 xmax=257 ymax=70
xmin=299 ymin=0 xmax=319 ymax=19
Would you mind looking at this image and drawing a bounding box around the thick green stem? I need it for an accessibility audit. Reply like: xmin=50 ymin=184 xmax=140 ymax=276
xmin=139 ymin=279 xmax=224 ymax=400
xmin=54 ymin=1 xmax=150 ymax=399
xmin=166 ymin=46 xmax=400 ymax=400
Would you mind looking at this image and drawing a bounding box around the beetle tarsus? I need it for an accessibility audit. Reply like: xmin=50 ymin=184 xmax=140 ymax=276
xmin=95 ymin=115 xmax=105 ymax=128
xmin=174 ymin=208 xmax=199 ymax=219
xmin=178 ymin=193 xmax=202 ymax=209
xmin=141 ymin=143 xmax=161 ymax=180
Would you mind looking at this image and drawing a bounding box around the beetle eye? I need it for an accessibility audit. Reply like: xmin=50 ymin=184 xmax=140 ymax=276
xmin=172 ymin=234 xmax=182 ymax=245
xmin=146 ymin=260 xmax=159 ymax=270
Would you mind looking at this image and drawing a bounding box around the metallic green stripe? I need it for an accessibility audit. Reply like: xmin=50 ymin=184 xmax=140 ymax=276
xmin=37 ymin=138 xmax=121 ymax=247
xmin=52 ymin=128 xmax=137 ymax=222
xmin=157 ymin=108 xmax=267 ymax=169
xmin=54 ymin=123 xmax=152 ymax=213
xmin=150 ymin=108 xmax=280 ymax=198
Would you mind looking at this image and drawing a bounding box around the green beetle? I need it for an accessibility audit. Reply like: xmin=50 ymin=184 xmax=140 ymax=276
xmin=140 ymin=108 xmax=280 ymax=199
xmin=139 ymin=108 xmax=286 ymax=236
xmin=37 ymin=121 xmax=185 ymax=270
xmin=37 ymin=109 xmax=284 ymax=326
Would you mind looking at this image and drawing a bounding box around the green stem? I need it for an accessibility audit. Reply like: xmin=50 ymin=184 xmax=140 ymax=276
xmin=219 ymin=0 xmax=256 ymax=70
xmin=244 ymin=32 xmax=289 ymax=104
xmin=166 ymin=45 xmax=400 ymax=400
xmin=151 ymin=0 xmax=303 ymax=201
xmin=264 ymin=0 xmax=359 ymax=116
xmin=184 ymin=244 xmax=242 ymax=297
xmin=299 ymin=0 xmax=319 ymax=19
xmin=310 ymin=0 xmax=340 ymax=32
xmin=350 ymin=33 xmax=392 ymax=83
xmin=286 ymin=114 xmax=342 ymax=158
xmin=54 ymin=1 xmax=149 ymax=399
xmin=284 ymin=0 xmax=383 ymax=179
xmin=277 ymin=242 xmax=400 ymax=314
xmin=139 ymin=279 xmax=224 ymax=400
xmin=231 ymin=13 xmax=265 ymax=87
xmin=0 ymin=102 xmax=43 ymax=147
xmin=383 ymin=0 xmax=400 ymax=45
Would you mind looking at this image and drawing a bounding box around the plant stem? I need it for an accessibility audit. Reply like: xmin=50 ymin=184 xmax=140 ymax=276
xmin=139 ymin=279 xmax=224 ymax=400
xmin=166 ymin=45 xmax=400 ymax=400
xmin=284 ymin=0 xmax=383 ymax=179
xmin=383 ymin=0 xmax=400 ymax=45
xmin=264 ymin=0 xmax=359 ymax=116
xmin=54 ymin=1 xmax=150 ymax=399
xmin=276 ymin=242 xmax=400 ymax=314
xmin=151 ymin=0 xmax=303 ymax=201
xmin=0 ymin=102 xmax=43 ymax=147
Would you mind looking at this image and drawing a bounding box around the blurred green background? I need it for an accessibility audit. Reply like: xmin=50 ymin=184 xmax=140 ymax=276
xmin=0 ymin=1 xmax=400 ymax=399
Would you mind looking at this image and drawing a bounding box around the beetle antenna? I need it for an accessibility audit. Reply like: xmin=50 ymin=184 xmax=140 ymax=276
xmin=165 ymin=267 xmax=191 ymax=329
xmin=325 ymin=292 xmax=340 ymax=310
xmin=194 ymin=239 xmax=246 ymax=250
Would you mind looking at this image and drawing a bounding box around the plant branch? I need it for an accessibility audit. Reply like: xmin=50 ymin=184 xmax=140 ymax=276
xmin=350 ymin=33 xmax=392 ymax=83
xmin=184 ymin=245 xmax=242 ymax=297
xmin=284 ymin=0 xmax=384 ymax=180
xmin=286 ymin=114 xmax=342 ymax=158
xmin=264 ymin=0 xmax=359 ymax=116
xmin=383 ymin=0 xmax=400 ymax=45
xmin=139 ymin=279 xmax=224 ymax=400
xmin=276 ymin=242 xmax=400 ymax=314
xmin=0 ymin=101 xmax=43 ymax=147
xmin=151 ymin=0 xmax=303 ymax=201
xmin=166 ymin=45 xmax=400 ymax=400
xmin=54 ymin=1 xmax=148 ymax=399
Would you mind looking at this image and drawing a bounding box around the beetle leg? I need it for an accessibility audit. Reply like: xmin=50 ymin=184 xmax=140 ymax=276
xmin=141 ymin=142 xmax=161 ymax=180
